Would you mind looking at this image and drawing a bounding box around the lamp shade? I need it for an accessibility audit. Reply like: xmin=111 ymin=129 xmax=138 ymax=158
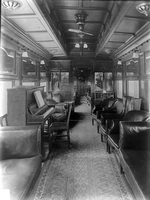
xmin=40 ymin=60 xmax=45 ymax=65
xmin=117 ymin=60 xmax=122 ymax=65
xmin=22 ymin=51 xmax=28 ymax=57
xmin=83 ymin=43 xmax=88 ymax=48
xmin=132 ymin=52 xmax=139 ymax=59
xmin=75 ymin=43 xmax=80 ymax=48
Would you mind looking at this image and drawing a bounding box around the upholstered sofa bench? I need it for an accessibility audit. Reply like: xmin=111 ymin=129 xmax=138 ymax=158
xmin=119 ymin=121 xmax=150 ymax=200
xmin=0 ymin=125 xmax=42 ymax=200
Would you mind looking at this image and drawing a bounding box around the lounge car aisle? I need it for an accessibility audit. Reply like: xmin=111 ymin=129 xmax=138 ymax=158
xmin=31 ymin=101 xmax=135 ymax=200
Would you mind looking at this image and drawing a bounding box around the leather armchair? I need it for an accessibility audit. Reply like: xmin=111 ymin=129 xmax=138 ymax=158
xmin=107 ymin=110 xmax=150 ymax=153
xmin=92 ymin=98 xmax=117 ymax=130
xmin=0 ymin=126 xmax=42 ymax=200
xmin=119 ymin=121 xmax=150 ymax=200
xmin=97 ymin=98 xmax=124 ymax=141
xmin=97 ymin=96 xmax=138 ymax=142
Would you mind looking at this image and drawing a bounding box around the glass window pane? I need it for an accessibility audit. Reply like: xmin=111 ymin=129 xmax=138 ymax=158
xmin=0 ymin=81 xmax=13 ymax=115
xmin=104 ymin=72 xmax=113 ymax=92
xmin=95 ymin=72 xmax=103 ymax=91
xmin=61 ymin=72 xmax=69 ymax=83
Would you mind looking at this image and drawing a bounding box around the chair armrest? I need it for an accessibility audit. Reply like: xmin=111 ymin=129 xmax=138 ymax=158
xmin=107 ymin=118 xmax=121 ymax=135
xmin=92 ymin=105 xmax=103 ymax=114
xmin=106 ymin=119 xmax=114 ymax=132
xmin=119 ymin=121 xmax=150 ymax=150
xmin=101 ymin=112 xmax=124 ymax=119
xmin=100 ymin=112 xmax=124 ymax=125
xmin=97 ymin=109 xmax=116 ymax=119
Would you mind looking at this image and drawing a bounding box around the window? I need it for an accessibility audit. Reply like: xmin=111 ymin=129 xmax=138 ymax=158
xmin=95 ymin=72 xmax=103 ymax=91
xmin=22 ymin=59 xmax=37 ymax=77
xmin=95 ymin=72 xmax=113 ymax=92
xmin=61 ymin=72 xmax=69 ymax=83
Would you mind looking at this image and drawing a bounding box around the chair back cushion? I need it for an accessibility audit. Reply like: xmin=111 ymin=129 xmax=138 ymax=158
xmin=115 ymin=98 xmax=124 ymax=114
xmin=124 ymin=96 xmax=134 ymax=114
xmin=119 ymin=121 xmax=150 ymax=150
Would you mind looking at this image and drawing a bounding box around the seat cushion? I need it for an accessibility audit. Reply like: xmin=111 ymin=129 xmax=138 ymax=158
xmin=51 ymin=112 xmax=67 ymax=122
xmin=50 ymin=122 xmax=67 ymax=131
xmin=0 ymin=155 xmax=42 ymax=200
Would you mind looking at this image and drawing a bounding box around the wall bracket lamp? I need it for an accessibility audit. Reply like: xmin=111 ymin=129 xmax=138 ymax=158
xmin=40 ymin=60 xmax=45 ymax=65
xmin=117 ymin=59 xmax=122 ymax=65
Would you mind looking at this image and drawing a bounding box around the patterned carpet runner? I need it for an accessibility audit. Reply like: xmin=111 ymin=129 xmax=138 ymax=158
xmin=32 ymin=102 xmax=135 ymax=200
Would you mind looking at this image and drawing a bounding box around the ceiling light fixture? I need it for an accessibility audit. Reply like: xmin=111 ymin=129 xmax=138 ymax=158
xmin=22 ymin=51 xmax=28 ymax=57
xmin=75 ymin=43 xmax=80 ymax=48
xmin=40 ymin=60 xmax=45 ymax=65
xmin=83 ymin=43 xmax=88 ymax=48
xmin=136 ymin=2 xmax=150 ymax=16
xmin=75 ymin=42 xmax=88 ymax=49
xmin=117 ymin=59 xmax=122 ymax=65
xmin=132 ymin=50 xmax=139 ymax=59
xmin=2 ymin=0 xmax=22 ymax=10
xmin=75 ymin=12 xmax=87 ymax=31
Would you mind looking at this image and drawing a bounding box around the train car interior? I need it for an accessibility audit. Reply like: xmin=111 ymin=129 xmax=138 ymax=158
xmin=0 ymin=0 xmax=150 ymax=200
